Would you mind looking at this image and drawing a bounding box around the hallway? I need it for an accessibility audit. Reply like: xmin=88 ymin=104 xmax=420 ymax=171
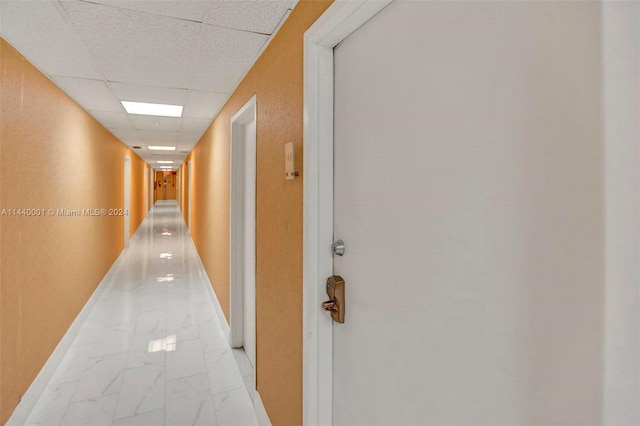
xmin=1 ymin=1 xmax=638 ymax=424
xmin=9 ymin=202 xmax=258 ymax=426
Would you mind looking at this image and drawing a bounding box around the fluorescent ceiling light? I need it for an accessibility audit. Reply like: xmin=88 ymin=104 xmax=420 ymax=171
xmin=148 ymin=146 xmax=176 ymax=151
xmin=121 ymin=101 xmax=183 ymax=117
xmin=159 ymin=166 xmax=173 ymax=169
xmin=156 ymin=160 xmax=174 ymax=164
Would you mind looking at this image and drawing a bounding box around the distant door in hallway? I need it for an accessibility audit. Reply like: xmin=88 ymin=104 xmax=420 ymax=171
xmin=306 ymin=1 xmax=605 ymax=425
xmin=155 ymin=171 xmax=177 ymax=201
xmin=123 ymin=155 xmax=131 ymax=247
xmin=230 ymin=96 xmax=257 ymax=371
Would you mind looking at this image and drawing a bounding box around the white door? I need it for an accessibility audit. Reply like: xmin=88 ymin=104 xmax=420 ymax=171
xmin=230 ymin=97 xmax=257 ymax=370
xmin=123 ymin=156 xmax=131 ymax=247
xmin=330 ymin=1 xmax=603 ymax=424
xmin=150 ymin=167 xmax=155 ymax=208
xmin=145 ymin=166 xmax=150 ymax=213
xmin=188 ymin=161 xmax=193 ymax=231
xmin=176 ymin=172 xmax=180 ymax=207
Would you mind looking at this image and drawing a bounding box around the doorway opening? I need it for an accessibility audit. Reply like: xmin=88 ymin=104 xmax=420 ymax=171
xmin=229 ymin=95 xmax=257 ymax=385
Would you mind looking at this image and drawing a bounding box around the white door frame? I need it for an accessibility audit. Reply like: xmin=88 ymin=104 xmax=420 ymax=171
xmin=150 ymin=167 xmax=154 ymax=209
xmin=188 ymin=161 xmax=193 ymax=231
xmin=302 ymin=2 xmax=392 ymax=424
xmin=229 ymin=95 xmax=257 ymax=360
xmin=123 ymin=155 xmax=131 ymax=247
xmin=176 ymin=168 xmax=179 ymax=206
xmin=145 ymin=166 xmax=148 ymax=213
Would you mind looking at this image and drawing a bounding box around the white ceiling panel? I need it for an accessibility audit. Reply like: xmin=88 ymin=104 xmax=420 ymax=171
xmin=183 ymin=90 xmax=229 ymax=118
xmin=109 ymin=82 xmax=188 ymax=105
xmin=0 ymin=1 xmax=102 ymax=79
xmin=179 ymin=131 xmax=205 ymax=143
xmin=182 ymin=118 xmax=212 ymax=134
xmin=139 ymin=130 xmax=181 ymax=143
xmin=150 ymin=152 xmax=180 ymax=159
xmin=88 ymin=111 xmax=132 ymax=129
xmin=190 ymin=25 xmax=267 ymax=92
xmin=130 ymin=115 xmax=182 ymax=132
xmin=205 ymin=1 xmax=290 ymax=34
xmin=61 ymin=1 xmax=201 ymax=89
xmin=86 ymin=0 xmax=210 ymax=22
xmin=108 ymin=128 xmax=142 ymax=141
xmin=52 ymin=76 xmax=124 ymax=112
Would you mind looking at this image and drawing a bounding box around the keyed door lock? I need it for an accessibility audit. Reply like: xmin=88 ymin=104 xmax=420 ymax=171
xmin=322 ymin=275 xmax=345 ymax=323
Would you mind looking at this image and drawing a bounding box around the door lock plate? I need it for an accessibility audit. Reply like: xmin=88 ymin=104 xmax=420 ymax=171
xmin=322 ymin=275 xmax=345 ymax=323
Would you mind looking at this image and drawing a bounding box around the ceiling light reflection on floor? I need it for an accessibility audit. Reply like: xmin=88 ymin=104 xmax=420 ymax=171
xmin=148 ymin=335 xmax=177 ymax=353
xmin=161 ymin=228 xmax=172 ymax=236
xmin=160 ymin=252 xmax=173 ymax=259
xmin=157 ymin=274 xmax=174 ymax=283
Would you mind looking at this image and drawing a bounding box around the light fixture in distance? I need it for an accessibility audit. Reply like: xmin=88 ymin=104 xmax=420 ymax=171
xmin=148 ymin=146 xmax=176 ymax=151
xmin=157 ymin=160 xmax=174 ymax=164
xmin=121 ymin=101 xmax=183 ymax=117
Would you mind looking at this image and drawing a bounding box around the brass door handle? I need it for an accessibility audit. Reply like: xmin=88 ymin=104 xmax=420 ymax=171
xmin=322 ymin=275 xmax=345 ymax=323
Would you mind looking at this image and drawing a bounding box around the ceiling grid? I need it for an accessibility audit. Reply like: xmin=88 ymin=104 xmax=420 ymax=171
xmin=0 ymin=0 xmax=297 ymax=168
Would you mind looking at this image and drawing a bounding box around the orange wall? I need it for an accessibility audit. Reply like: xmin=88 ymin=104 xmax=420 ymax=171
xmin=0 ymin=38 xmax=147 ymax=423
xmin=179 ymin=1 xmax=332 ymax=424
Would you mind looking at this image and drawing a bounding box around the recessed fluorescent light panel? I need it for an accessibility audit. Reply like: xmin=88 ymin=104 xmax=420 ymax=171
xmin=148 ymin=146 xmax=176 ymax=151
xmin=121 ymin=101 xmax=183 ymax=117
xmin=156 ymin=161 xmax=174 ymax=164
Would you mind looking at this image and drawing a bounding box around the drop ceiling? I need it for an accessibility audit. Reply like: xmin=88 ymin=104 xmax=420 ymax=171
xmin=0 ymin=0 xmax=296 ymax=170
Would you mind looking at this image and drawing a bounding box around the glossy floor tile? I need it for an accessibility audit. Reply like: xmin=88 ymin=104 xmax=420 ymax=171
xmin=19 ymin=202 xmax=258 ymax=426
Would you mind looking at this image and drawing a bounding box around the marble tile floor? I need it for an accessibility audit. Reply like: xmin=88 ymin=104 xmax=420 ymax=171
xmin=10 ymin=201 xmax=259 ymax=426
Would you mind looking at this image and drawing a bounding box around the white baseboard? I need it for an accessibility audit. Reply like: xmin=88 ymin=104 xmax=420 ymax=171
xmin=191 ymin=241 xmax=230 ymax=342
xmin=254 ymin=389 xmax=273 ymax=426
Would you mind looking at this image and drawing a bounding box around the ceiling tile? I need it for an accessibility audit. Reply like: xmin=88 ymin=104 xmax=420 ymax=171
xmin=183 ymin=90 xmax=229 ymax=118
xmin=88 ymin=111 xmax=132 ymax=129
xmin=86 ymin=0 xmax=209 ymax=22
xmin=130 ymin=115 xmax=182 ymax=132
xmin=108 ymin=128 xmax=141 ymax=141
xmin=0 ymin=1 xmax=102 ymax=79
xmin=52 ymin=76 xmax=124 ymax=112
xmin=205 ymin=1 xmax=290 ymax=34
xmin=139 ymin=130 xmax=181 ymax=143
xmin=190 ymin=24 xmax=267 ymax=92
xmin=179 ymin=131 xmax=204 ymax=143
xmin=109 ymin=82 xmax=188 ymax=105
xmin=182 ymin=118 xmax=212 ymax=134
xmin=61 ymin=1 xmax=201 ymax=89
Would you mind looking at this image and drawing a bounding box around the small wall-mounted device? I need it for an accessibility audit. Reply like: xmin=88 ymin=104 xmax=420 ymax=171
xmin=285 ymin=142 xmax=298 ymax=180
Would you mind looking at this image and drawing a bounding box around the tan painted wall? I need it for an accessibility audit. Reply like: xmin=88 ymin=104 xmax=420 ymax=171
xmin=0 ymin=38 xmax=147 ymax=424
xmin=179 ymin=1 xmax=332 ymax=424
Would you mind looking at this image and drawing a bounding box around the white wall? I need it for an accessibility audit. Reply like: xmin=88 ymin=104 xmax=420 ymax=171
xmin=602 ymin=2 xmax=640 ymax=424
